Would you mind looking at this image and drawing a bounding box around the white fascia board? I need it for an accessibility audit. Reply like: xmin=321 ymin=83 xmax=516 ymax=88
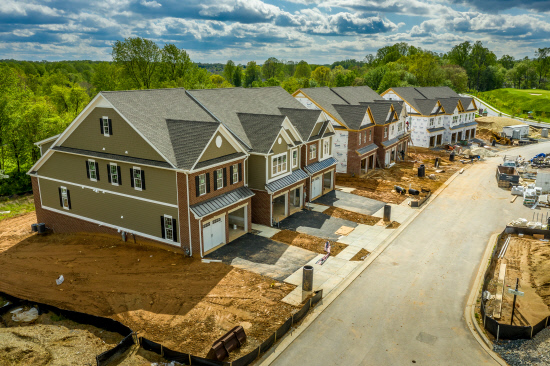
xmin=282 ymin=117 xmax=304 ymax=143
xmin=190 ymin=125 xmax=249 ymax=171
xmin=34 ymin=134 xmax=61 ymax=146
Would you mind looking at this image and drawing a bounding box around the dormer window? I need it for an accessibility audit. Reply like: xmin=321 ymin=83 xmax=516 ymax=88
xmin=429 ymin=118 xmax=434 ymax=127
xmin=101 ymin=117 xmax=112 ymax=136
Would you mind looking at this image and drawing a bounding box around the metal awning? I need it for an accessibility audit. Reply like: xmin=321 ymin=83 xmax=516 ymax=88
xmin=356 ymin=143 xmax=378 ymax=156
xmin=427 ymin=127 xmax=446 ymax=133
xmin=381 ymin=137 xmax=400 ymax=147
xmin=265 ymin=169 xmax=308 ymax=193
xmin=190 ymin=186 xmax=254 ymax=218
xmin=304 ymin=157 xmax=337 ymax=175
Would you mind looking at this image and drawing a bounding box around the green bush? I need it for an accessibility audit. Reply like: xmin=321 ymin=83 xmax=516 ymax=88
xmin=0 ymin=171 xmax=32 ymax=196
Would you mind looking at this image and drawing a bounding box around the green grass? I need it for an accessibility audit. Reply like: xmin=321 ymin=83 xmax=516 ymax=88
xmin=0 ymin=194 xmax=35 ymax=221
xmin=50 ymin=313 xmax=67 ymax=322
xmin=475 ymin=88 xmax=550 ymax=123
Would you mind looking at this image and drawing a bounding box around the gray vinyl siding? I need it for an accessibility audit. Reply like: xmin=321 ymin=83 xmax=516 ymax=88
xmin=61 ymin=107 xmax=166 ymax=162
xmin=39 ymin=178 xmax=179 ymax=241
xmin=37 ymin=151 xmax=177 ymax=205
xmin=247 ymin=154 xmax=266 ymax=190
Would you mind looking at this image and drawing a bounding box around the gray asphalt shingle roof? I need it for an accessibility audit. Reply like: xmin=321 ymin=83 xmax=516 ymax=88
xmin=193 ymin=152 xmax=246 ymax=170
xmin=427 ymin=127 xmax=446 ymax=133
xmin=356 ymin=143 xmax=378 ymax=156
xmin=236 ymin=113 xmax=286 ymax=153
xmin=101 ymin=89 xmax=217 ymax=168
xmin=190 ymin=186 xmax=254 ymax=218
xmin=332 ymin=105 xmax=371 ymax=130
xmin=329 ymin=86 xmax=383 ymax=104
xmin=388 ymin=87 xmax=474 ymax=116
xmin=278 ymin=108 xmax=322 ymax=141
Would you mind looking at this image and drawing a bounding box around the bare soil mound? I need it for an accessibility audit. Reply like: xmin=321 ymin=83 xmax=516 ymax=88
xmin=271 ymin=229 xmax=347 ymax=256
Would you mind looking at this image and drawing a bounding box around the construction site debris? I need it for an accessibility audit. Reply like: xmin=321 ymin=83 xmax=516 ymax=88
xmin=335 ymin=226 xmax=355 ymax=236
xmin=10 ymin=307 xmax=40 ymax=322
xmin=55 ymin=275 xmax=64 ymax=285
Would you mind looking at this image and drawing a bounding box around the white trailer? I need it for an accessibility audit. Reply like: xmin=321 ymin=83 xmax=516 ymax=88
xmin=502 ymin=125 xmax=529 ymax=139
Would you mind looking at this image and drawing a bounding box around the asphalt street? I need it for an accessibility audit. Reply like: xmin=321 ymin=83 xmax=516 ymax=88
xmin=270 ymin=142 xmax=550 ymax=366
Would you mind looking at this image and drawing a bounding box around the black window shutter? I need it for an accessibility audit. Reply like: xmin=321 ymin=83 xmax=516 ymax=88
xmin=100 ymin=118 xmax=103 ymax=134
xmin=223 ymin=167 xmax=227 ymax=187
xmin=108 ymin=119 xmax=113 ymax=135
xmin=238 ymin=163 xmax=242 ymax=182
xmin=130 ymin=168 xmax=134 ymax=188
xmin=67 ymin=190 xmax=71 ymax=209
xmin=58 ymin=187 xmax=63 ymax=207
xmin=141 ymin=170 xmax=146 ymax=190
xmin=86 ymin=161 xmax=90 ymax=179
xmin=195 ymin=176 xmax=200 ymax=196
xmin=161 ymin=216 xmax=165 ymax=239
xmin=213 ymin=170 xmax=218 ymax=190
xmin=95 ymin=162 xmax=100 ymax=181
xmin=172 ymin=218 xmax=178 ymax=242
xmin=230 ymin=165 xmax=234 ymax=184
xmin=107 ymin=165 xmax=111 ymax=183
xmin=117 ymin=166 xmax=122 ymax=185
xmin=206 ymin=173 xmax=210 ymax=193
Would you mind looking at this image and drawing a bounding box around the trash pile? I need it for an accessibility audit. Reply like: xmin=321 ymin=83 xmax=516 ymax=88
xmin=9 ymin=306 xmax=39 ymax=322
xmin=508 ymin=217 xmax=549 ymax=230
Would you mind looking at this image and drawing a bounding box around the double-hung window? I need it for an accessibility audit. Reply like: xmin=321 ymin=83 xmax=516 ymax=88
xmin=133 ymin=167 xmax=142 ymax=190
xmin=87 ymin=159 xmax=98 ymax=182
xmin=272 ymin=153 xmax=287 ymax=176
xmin=216 ymin=168 xmax=223 ymax=190
xmin=363 ymin=132 xmax=366 ymax=143
xmin=60 ymin=186 xmax=70 ymax=210
xmin=384 ymin=127 xmax=388 ymax=138
xmin=102 ymin=117 xmax=110 ymax=136
xmin=309 ymin=144 xmax=317 ymax=159
xmin=164 ymin=215 xmax=173 ymax=241
xmin=108 ymin=163 xmax=120 ymax=185
xmin=198 ymin=173 xmax=207 ymax=196
xmin=429 ymin=118 xmax=434 ymax=127
xmin=232 ymin=164 xmax=239 ymax=184
xmin=323 ymin=140 xmax=330 ymax=156
xmin=369 ymin=130 xmax=372 ymax=141
xmin=292 ymin=150 xmax=298 ymax=168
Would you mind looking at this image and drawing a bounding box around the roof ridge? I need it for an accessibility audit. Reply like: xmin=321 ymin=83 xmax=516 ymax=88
xmin=101 ymin=87 xmax=187 ymax=93
xmin=414 ymin=87 xmax=429 ymax=99
xmin=237 ymin=112 xmax=286 ymax=118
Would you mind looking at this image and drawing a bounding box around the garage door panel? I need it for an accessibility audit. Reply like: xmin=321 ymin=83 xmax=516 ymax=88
xmin=203 ymin=216 xmax=225 ymax=252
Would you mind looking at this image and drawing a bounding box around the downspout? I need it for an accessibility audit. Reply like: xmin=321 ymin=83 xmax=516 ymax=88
xmin=185 ymin=172 xmax=192 ymax=257
xmin=199 ymin=217 xmax=203 ymax=258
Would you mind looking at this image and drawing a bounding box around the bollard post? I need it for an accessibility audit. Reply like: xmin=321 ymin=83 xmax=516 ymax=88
xmin=303 ymin=265 xmax=314 ymax=292
xmin=434 ymin=157 xmax=440 ymax=168
xmin=383 ymin=204 xmax=391 ymax=222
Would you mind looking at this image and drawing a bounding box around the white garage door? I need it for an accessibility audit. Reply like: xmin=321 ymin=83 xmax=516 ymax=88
xmin=311 ymin=176 xmax=322 ymax=199
xmin=203 ymin=216 xmax=225 ymax=252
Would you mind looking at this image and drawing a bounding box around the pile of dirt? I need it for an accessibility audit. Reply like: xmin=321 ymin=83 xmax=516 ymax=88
xmin=0 ymin=215 xmax=299 ymax=359
xmin=337 ymin=148 xmax=464 ymax=204
xmin=386 ymin=221 xmax=401 ymax=229
xmin=271 ymin=230 xmax=347 ymax=256
xmin=350 ymin=249 xmax=370 ymax=261
xmin=322 ymin=206 xmax=381 ymax=226
xmin=529 ymin=240 xmax=550 ymax=309
xmin=0 ymin=311 xmax=122 ymax=366
xmin=476 ymin=116 xmax=526 ymax=131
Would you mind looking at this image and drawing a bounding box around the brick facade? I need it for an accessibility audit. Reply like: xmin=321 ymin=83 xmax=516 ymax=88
xmin=304 ymin=166 xmax=336 ymax=201
xmin=250 ymin=179 xmax=307 ymax=227
xmin=188 ymin=158 xmax=246 ymax=206
xmin=303 ymin=141 xmax=320 ymax=166
xmin=346 ymin=127 xmax=375 ymax=176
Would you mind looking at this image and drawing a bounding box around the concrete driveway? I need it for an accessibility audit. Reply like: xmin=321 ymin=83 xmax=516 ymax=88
xmin=314 ymin=190 xmax=385 ymax=216
xmin=278 ymin=210 xmax=358 ymax=241
xmin=269 ymin=142 xmax=550 ymax=366
xmin=205 ymin=233 xmax=317 ymax=281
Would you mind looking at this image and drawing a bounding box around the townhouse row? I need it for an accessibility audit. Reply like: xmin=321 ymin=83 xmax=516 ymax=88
xmin=29 ymin=85 xmax=476 ymax=257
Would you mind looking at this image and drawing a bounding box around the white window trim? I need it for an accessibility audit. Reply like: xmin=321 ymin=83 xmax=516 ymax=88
xmin=369 ymin=130 xmax=372 ymax=141
xmin=102 ymin=116 xmax=110 ymax=137
xmin=198 ymin=173 xmax=207 ymax=196
xmin=309 ymin=144 xmax=317 ymax=160
xmin=88 ymin=159 xmax=97 ymax=182
xmin=291 ymin=149 xmax=298 ymax=168
xmin=323 ymin=139 xmax=330 ymax=158
xmin=216 ymin=168 xmax=223 ymax=190
xmin=232 ymin=164 xmax=238 ymax=184
xmin=164 ymin=214 xmax=173 ymax=241
xmin=384 ymin=127 xmax=388 ymax=138
xmin=271 ymin=152 xmax=288 ymax=178
xmin=60 ymin=186 xmax=69 ymax=210
xmin=109 ymin=163 xmax=119 ymax=186
xmin=133 ymin=166 xmax=142 ymax=191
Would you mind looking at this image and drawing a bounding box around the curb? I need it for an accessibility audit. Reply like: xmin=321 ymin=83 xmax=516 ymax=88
xmin=257 ymin=164 xmax=467 ymax=365
xmin=463 ymin=233 xmax=508 ymax=366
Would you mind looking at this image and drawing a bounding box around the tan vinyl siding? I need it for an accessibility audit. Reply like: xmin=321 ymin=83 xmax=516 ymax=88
xmin=39 ymin=178 xmax=179 ymax=240
xmin=268 ymin=151 xmax=290 ymax=181
xmin=37 ymin=151 xmax=177 ymax=205
xmin=247 ymin=154 xmax=266 ymax=190
xmin=198 ymin=132 xmax=238 ymax=163
xmin=271 ymin=133 xmax=289 ymax=155
xmin=61 ymin=107 xmax=165 ymax=162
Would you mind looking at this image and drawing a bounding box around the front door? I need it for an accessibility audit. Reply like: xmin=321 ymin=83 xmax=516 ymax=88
xmin=361 ymin=158 xmax=367 ymax=174
xmin=203 ymin=216 xmax=225 ymax=252
xmin=452 ymin=133 xmax=457 ymax=143
xmin=465 ymin=130 xmax=470 ymax=140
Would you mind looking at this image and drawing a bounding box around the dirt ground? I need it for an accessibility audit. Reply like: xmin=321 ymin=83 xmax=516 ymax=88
xmin=336 ymin=147 xmax=467 ymax=204
xmin=271 ymin=229 xmax=347 ymax=256
xmin=476 ymin=116 xmax=543 ymax=141
xmin=486 ymin=235 xmax=550 ymax=326
xmin=350 ymin=248 xmax=370 ymax=261
xmin=322 ymin=206 xmax=381 ymax=226
xmin=386 ymin=221 xmax=401 ymax=229
xmin=0 ymin=212 xmax=298 ymax=360
xmin=0 ymin=309 xmax=122 ymax=366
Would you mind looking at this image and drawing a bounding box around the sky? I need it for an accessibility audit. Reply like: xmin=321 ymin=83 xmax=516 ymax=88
xmin=1 ymin=0 xmax=549 ymax=64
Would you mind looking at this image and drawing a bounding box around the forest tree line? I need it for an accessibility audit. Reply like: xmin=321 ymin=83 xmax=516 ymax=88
xmin=0 ymin=37 xmax=548 ymax=195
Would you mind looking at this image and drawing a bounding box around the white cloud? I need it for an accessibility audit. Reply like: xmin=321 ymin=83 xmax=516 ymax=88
xmin=141 ymin=0 xmax=162 ymax=8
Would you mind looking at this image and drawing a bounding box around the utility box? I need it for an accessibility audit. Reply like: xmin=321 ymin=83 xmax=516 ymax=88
xmin=502 ymin=125 xmax=529 ymax=139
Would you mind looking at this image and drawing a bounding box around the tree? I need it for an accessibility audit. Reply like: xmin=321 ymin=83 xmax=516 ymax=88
xmin=499 ymin=55 xmax=515 ymax=70
xmin=447 ymin=42 xmax=471 ymax=69
xmin=91 ymin=62 xmax=120 ymax=93
xmin=160 ymin=44 xmax=193 ymax=83
xmin=441 ymin=65 xmax=468 ymax=92
xmin=281 ymin=77 xmax=301 ymax=94
xmin=294 ymin=61 xmax=311 ymax=79
xmin=262 ymin=57 xmax=283 ymax=80
xmin=112 ymin=37 xmax=161 ymax=89
xmin=407 ymin=53 xmax=444 ymax=87
xmin=535 ymin=48 xmax=550 ymax=88
xmin=469 ymin=41 xmax=497 ymax=91
xmin=244 ymin=61 xmax=261 ymax=87
xmin=311 ymin=66 xmax=331 ymax=86
xmin=223 ymin=60 xmax=237 ymax=84
xmin=233 ymin=67 xmax=242 ymax=87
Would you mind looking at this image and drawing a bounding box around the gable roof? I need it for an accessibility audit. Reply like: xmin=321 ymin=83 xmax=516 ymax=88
xmin=386 ymin=87 xmax=474 ymax=116
xmin=188 ymin=87 xmax=306 ymax=149
xmin=101 ymin=89 xmax=217 ymax=168
xmin=297 ymin=86 xmax=383 ymax=129
xmin=332 ymin=104 xmax=371 ymax=130
xmin=278 ymin=107 xmax=322 ymax=140
xmin=236 ymin=113 xmax=287 ymax=154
